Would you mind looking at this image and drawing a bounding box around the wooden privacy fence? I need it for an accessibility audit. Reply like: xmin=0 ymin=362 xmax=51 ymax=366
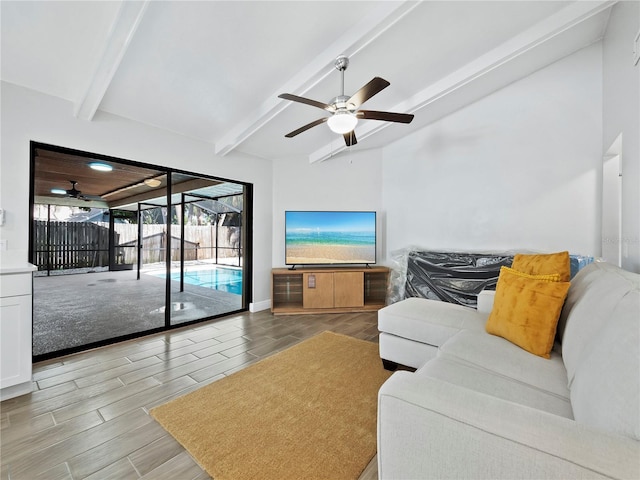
xmin=115 ymin=224 xmax=241 ymax=264
xmin=33 ymin=220 xmax=111 ymax=271
xmin=34 ymin=221 xmax=242 ymax=272
xmin=119 ymin=233 xmax=200 ymax=264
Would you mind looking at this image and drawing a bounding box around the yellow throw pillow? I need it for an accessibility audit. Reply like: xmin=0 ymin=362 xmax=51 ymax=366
xmin=486 ymin=267 xmax=570 ymax=359
xmin=511 ymin=251 xmax=571 ymax=282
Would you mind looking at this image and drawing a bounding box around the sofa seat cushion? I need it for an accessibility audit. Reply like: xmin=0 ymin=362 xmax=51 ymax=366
xmin=417 ymin=357 xmax=573 ymax=419
xmin=378 ymin=332 xmax=439 ymax=369
xmin=439 ymin=330 xmax=570 ymax=399
xmin=378 ymin=297 xmax=487 ymax=348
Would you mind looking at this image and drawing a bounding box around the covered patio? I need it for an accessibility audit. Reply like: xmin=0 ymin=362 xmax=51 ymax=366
xmin=32 ymin=266 xmax=242 ymax=356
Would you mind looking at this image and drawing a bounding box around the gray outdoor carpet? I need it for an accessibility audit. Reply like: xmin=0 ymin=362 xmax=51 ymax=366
xmin=33 ymin=270 xmax=242 ymax=356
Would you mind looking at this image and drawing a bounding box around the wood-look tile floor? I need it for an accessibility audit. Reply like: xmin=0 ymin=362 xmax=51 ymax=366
xmin=1 ymin=310 xmax=381 ymax=480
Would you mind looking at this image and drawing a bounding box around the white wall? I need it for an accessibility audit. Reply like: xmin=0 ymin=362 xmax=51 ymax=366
xmin=382 ymin=43 xmax=603 ymax=260
xmin=603 ymin=0 xmax=640 ymax=273
xmin=271 ymin=149 xmax=383 ymax=267
xmin=0 ymin=82 xmax=274 ymax=306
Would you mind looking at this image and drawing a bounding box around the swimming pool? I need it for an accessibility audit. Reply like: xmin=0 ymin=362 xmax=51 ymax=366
xmin=151 ymin=267 xmax=242 ymax=295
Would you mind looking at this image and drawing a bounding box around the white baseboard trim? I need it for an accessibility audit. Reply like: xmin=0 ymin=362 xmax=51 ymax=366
xmin=250 ymin=299 xmax=271 ymax=312
xmin=1 ymin=381 xmax=32 ymax=401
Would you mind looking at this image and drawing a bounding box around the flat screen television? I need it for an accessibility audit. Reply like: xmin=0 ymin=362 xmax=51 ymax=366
xmin=285 ymin=211 xmax=376 ymax=268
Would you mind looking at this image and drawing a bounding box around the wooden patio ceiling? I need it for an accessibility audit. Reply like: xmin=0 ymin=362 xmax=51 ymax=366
xmin=33 ymin=147 xmax=233 ymax=209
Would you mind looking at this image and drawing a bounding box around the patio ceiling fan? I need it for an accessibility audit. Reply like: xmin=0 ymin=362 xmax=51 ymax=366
xmin=278 ymin=55 xmax=414 ymax=147
xmin=61 ymin=180 xmax=103 ymax=202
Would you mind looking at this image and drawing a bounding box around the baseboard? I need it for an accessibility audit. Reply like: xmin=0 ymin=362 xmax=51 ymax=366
xmin=1 ymin=381 xmax=32 ymax=401
xmin=250 ymin=299 xmax=271 ymax=312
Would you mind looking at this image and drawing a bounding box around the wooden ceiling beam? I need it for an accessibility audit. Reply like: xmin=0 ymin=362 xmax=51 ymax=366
xmin=74 ymin=1 xmax=150 ymax=121
xmin=308 ymin=0 xmax=616 ymax=163
xmin=107 ymin=178 xmax=220 ymax=209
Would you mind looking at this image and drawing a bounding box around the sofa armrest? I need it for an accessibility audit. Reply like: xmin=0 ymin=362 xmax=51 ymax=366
xmin=476 ymin=289 xmax=495 ymax=313
xmin=378 ymin=371 xmax=640 ymax=479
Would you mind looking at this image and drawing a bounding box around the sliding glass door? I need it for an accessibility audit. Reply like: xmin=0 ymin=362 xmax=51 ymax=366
xmin=30 ymin=142 xmax=252 ymax=360
xmin=168 ymin=174 xmax=246 ymax=326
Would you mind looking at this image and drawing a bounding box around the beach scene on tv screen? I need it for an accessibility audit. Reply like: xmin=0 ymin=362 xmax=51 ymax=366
xmin=285 ymin=211 xmax=376 ymax=265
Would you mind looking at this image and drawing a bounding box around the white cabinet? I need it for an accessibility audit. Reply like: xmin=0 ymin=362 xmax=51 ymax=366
xmin=0 ymin=263 xmax=36 ymax=400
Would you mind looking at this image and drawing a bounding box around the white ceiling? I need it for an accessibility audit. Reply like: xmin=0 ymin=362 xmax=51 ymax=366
xmin=1 ymin=1 xmax=614 ymax=163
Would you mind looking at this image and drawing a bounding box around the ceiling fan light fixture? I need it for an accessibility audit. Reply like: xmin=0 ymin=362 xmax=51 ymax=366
xmin=89 ymin=162 xmax=113 ymax=172
xmin=327 ymin=111 xmax=357 ymax=134
xmin=51 ymin=188 xmax=66 ymax=195
xmin=144 ymin=178 xmax=162 ymax=188
xmin=280 ymin=56 xmax=411 ymax=147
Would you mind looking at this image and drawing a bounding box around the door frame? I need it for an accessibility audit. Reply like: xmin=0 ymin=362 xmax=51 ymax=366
xmin=109 ymin=208 xmax=138 ymax=271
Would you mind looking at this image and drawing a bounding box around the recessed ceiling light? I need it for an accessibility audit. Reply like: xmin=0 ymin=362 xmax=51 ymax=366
xmin=89 ymin=162 xmax=113 ymax=172
xmin=51 ymin=188 xmax=67 ymax=195
xmin=144 ymin=178 xmax=162 ymax=188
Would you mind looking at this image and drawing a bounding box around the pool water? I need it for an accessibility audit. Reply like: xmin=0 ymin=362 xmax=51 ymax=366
xmin=153 ymin=267 xmax=242 ymax=295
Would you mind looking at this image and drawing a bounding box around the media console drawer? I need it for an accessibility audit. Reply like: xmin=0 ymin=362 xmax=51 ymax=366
xmin=271 ymin=267 xmax=388 ymax=315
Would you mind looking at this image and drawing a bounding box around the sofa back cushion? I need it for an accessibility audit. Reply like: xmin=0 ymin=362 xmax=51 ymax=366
xmin=559 ymin=262 xmax=636 ymax=384
xmin=570 ymin=289 xmax=640 ymax=440
xmin=557 ymin=263 xmax=603 ymax=341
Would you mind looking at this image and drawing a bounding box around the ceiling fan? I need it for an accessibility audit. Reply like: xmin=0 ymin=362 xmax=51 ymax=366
xmin=60 ymin=181 xmax=103 ymax=201
xmin=278 ymin=55 xmax=414 ymax=147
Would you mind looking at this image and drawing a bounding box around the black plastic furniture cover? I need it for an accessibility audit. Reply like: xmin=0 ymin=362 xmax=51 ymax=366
xmin=403 ymin=250 xmax=513 ymax=307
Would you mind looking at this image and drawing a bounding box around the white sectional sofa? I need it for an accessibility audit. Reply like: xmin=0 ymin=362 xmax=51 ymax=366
xmin=377 ymin=261 xmax=639 ymax=479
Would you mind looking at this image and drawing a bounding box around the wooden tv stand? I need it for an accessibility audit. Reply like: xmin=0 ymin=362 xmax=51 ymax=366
xmin=271 ymin=266 xmax=389 ymax=315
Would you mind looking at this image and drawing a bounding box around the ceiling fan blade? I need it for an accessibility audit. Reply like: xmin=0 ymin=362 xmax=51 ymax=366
xmin=357 ymin=110 xmax=414 ymax=124
xmin=343 ymin=131 xmax=357 ymax=147
xmin=284 ymin=117 xmax=328 ymax=138
xmin=347 ymin=77 xmax=390 ymax=109
xmin=278 ymin=93 xmax=335 ymax=112
xmin=80 ymin=194 xmax=104 ymax=201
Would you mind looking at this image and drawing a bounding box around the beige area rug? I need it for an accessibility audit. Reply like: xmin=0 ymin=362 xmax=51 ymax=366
xmin=150 ymin=331 xmax=392 ymax=480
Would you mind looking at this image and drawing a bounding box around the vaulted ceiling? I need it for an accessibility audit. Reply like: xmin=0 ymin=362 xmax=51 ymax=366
xmin=1 ymin=1 xmax=614 ymax=164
